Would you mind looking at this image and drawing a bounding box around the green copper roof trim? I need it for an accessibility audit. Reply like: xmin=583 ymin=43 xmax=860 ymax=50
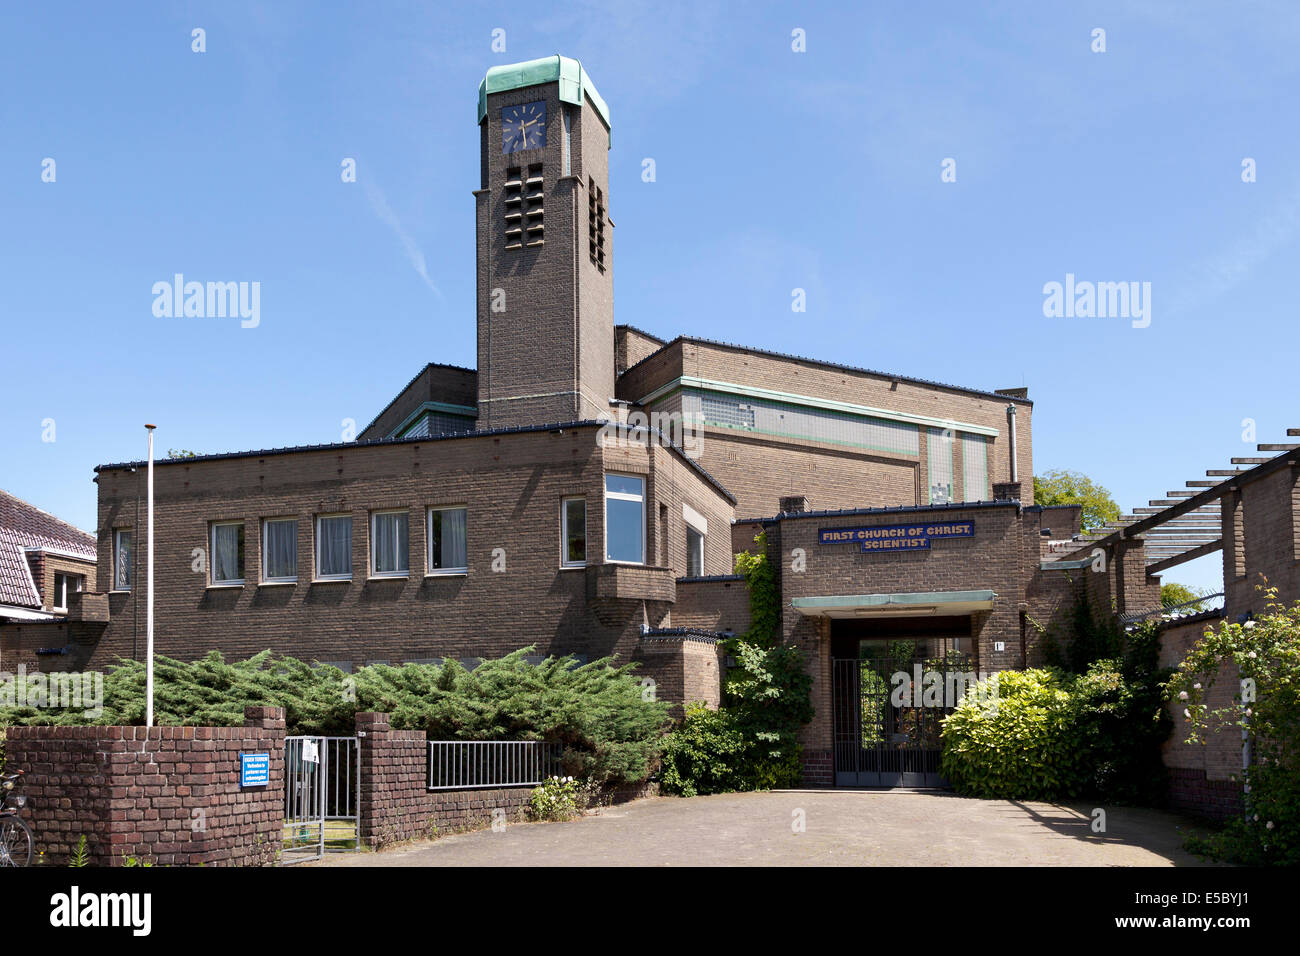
xmin=638 ymin=377 xmax=1000 ymax=438
xmin=791 ymin=590 xmax=996 ymax=610
xmin=477 ymin=55 xmax=610 ymax=130
xmin=390 ymin=401 xmax=479 ymax=439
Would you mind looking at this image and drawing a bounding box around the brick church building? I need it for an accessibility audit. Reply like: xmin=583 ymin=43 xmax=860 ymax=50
xmin=11 ymin=56 xmax=1159 ymax=786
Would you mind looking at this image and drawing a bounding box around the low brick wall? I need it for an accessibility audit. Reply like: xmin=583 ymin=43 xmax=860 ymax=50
xmin=1158 ymin=615 xmax=1245 ymax=821
xmin=356 ymin=712 xmax=536 ymax=848
xmin=355 ymin=712 xmax=657 ymax=849
xmin=800 ymin=748 xmax=833 ymax=787
xmin=6 ymin=706 xmax=285 ymax=866
xmin=1167 ymin=767 xmax=1244 ymax=822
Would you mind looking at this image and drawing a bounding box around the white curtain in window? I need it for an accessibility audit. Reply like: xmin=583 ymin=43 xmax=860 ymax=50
xmin=373 ymin=512 xmax=408 ymax=573
xmin=318 ymin=516 xmax=352 ymax=577
xmin=437 ymin=508 xmax=467 ymax=569
xmin=213 ymin=524 xmax=243 ymax=582
xmin=264 ymin=520 xmax=297 ymax=579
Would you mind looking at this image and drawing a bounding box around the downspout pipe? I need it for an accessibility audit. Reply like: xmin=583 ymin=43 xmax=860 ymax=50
xmin=1006 ymin=405 xmax=1019 ymax=484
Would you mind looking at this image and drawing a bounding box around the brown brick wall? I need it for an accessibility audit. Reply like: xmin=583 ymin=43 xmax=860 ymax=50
xmin=87 ymin=426 xmax=731 ymax=700
xmin=476 ymin=83 xmax=613 ymax=428
xmin=672 ymin=577 xmax=750 ymax=634
xmin=5 ymin=706 xmax=285 ymax=866
xmin=633 ymin=638 xmax=722 ymax=714
xmin=358 ymin=364 xmax=478 ymax=441
xmin=1157 ymin=616 xmax=1245 ymax=819
xmin=1226 ymin=465 xmax=1300 ymax=620
xmin=617 ymin=338 xmax=1033 ymax=518
xmin=614 ymin=326 xmax=666 ymax=376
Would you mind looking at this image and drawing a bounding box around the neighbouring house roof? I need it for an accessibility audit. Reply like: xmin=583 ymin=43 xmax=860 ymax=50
xmin=0 ymin=488 xmax=96 ymax=611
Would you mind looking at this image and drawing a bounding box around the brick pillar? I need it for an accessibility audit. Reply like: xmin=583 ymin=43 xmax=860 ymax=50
xmin=244 ymin=705 xmax=286 ymax=731
xmin=356 ymin=711 xmax=391 ymax=849
xmin=992 ymin=481 xmax=1022 ymax=502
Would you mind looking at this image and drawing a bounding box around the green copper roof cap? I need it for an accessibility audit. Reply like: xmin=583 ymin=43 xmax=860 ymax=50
xmin=477 ymin=55 xmax=610 ymax=130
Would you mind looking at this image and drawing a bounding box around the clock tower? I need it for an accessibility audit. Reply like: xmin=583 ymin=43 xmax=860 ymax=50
xmin=474 ymin=56 xmax=614 ymax=428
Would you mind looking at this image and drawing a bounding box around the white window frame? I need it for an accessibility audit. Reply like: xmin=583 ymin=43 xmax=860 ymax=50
xmin=369 ymin=509 xmax=410 ymax=578
xmin=210 ymin=520 xmax=246 ymax=587
xmin=604 ymin=473 xmax=646 ymax=565
xmin=112 ymin=529 xmax=133 ymax=591
xmin=426 ymin=506 xmax=469 ymax=576
xmin=52 ymin=572 xmax=83 ymax=611
xmin=260 ymin=517 xmax=298 ymax=584
xmin=314 ymin=513 xmax=353 ymax=582
xmin=683 ymin=502 xmax=708 ymax=577
xmin=561 ymin=497 xmax=587 ymax=568
xmin=686 ymin=526 xmax=705 ymax=577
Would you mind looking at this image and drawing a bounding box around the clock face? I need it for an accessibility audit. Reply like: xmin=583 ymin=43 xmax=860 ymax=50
xmin=501 ymin=101 xmax=547 ymax=153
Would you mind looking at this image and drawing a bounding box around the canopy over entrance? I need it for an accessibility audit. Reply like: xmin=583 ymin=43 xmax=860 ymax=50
xmin=790 ymin=589 xmax=996 ymax=619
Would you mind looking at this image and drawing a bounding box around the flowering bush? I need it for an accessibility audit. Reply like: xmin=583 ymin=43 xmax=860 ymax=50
xmin=1165 ymin=585 xmax=1300 ymax=865
xmin=528 ymin=776 xmax=582 ymax=822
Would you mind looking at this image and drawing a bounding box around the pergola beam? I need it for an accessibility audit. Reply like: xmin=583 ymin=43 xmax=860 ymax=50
xmin=1145 ymin=541 xmax=1224 ymax=574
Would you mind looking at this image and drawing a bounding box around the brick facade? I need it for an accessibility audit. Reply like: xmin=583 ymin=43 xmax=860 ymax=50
xmin=5 ymin=706 xmax=285 ymax=866
xmin=616 ymin=338 xmax=1033 ymax=519
xmin=86 ymin=424 xmax=733 ymax=678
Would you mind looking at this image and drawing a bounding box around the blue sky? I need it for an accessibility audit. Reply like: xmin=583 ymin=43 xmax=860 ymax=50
xmin=3 ymin=1 xmax=1298 ymax=594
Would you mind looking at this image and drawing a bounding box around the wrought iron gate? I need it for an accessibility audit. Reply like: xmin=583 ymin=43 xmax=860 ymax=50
xmin=832 ymin=649 xmax=972 ymax=788
xmin=282 ymin=735 xmax=360 ymax=864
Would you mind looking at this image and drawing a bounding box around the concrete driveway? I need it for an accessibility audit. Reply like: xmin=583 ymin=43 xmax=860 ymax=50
xmin=316 ymin=790 xmax=1216 ymax=866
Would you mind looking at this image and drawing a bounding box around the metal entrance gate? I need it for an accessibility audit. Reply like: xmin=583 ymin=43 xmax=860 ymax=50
xmin=282 ymin=736 xmax=360 ymax=864
xmin=831 ymin=650 xmax=973 ymax=787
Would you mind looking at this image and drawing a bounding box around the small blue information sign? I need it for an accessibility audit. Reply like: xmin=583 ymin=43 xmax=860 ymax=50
xmin=240 ymin=752 xmax=270 ymax=788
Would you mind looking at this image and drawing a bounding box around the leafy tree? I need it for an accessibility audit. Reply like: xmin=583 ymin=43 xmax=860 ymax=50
xmin=1033 ymin=468 xmax=1121 ymax=532
xmin=1161 ymin=582 xmax=1198 ymax=607
xmin=166 ymin=448 xmax=200 ymax=458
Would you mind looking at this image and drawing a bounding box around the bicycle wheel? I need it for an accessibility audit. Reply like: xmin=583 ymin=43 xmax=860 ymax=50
xmin=0 ymin=815 xmax=34 ymax=867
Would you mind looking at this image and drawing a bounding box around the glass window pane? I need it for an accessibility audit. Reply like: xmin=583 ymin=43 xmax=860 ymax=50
xmin=961 ymin=433 xmax=989 ymax=501
xmin=114 ymin=531 xmax=133 ymax=590
xmin=605 ymin=474 xmax=644 ymax=498
xmin=263 ymin=519 xmax=297 ymax=580
xmin=606 ymin=496 xmax=644 ymax=563
xmin=372 ymin=512 xmax=409 ymax=574
xmin=564 ymin=499 xmax=586 ymax=564
xmin=317 ymin=516 xmax=352 ymax=578
xmin=430 ymin=508 xmax=467 ymax=570
xmin=212 ymin=523 xmax=245 ymax=583
xmin=687 ymin=527 xmax=704 ymax=577
xmin=928 ymin=428 xmax=954 ymax=505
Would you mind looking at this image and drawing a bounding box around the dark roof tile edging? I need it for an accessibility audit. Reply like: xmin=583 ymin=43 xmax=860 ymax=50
xmin=96 ymin=420 xmax=738 ymax=506
xmin=618 ymin=335 xmax=1034 ymax=407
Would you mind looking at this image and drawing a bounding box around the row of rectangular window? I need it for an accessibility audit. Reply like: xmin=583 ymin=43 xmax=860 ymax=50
xmin=109 ymin=475 xmax=674 ymax=589
xmin=208 ymin=508 xmax=472 ymax=586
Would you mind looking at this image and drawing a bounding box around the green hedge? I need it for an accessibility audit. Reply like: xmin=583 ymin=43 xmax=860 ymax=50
xmin=940 ymin=634 xmax=1171 ymax=804
xmin=0 ymin=647 xmax=670 ymax=787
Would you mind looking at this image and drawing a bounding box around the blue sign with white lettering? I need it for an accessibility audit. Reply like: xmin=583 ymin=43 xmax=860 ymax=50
xmin=819 ymin=521 xmax=975 ymax=553
xmin=240 ymin=752 xmax=270 ymax=788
